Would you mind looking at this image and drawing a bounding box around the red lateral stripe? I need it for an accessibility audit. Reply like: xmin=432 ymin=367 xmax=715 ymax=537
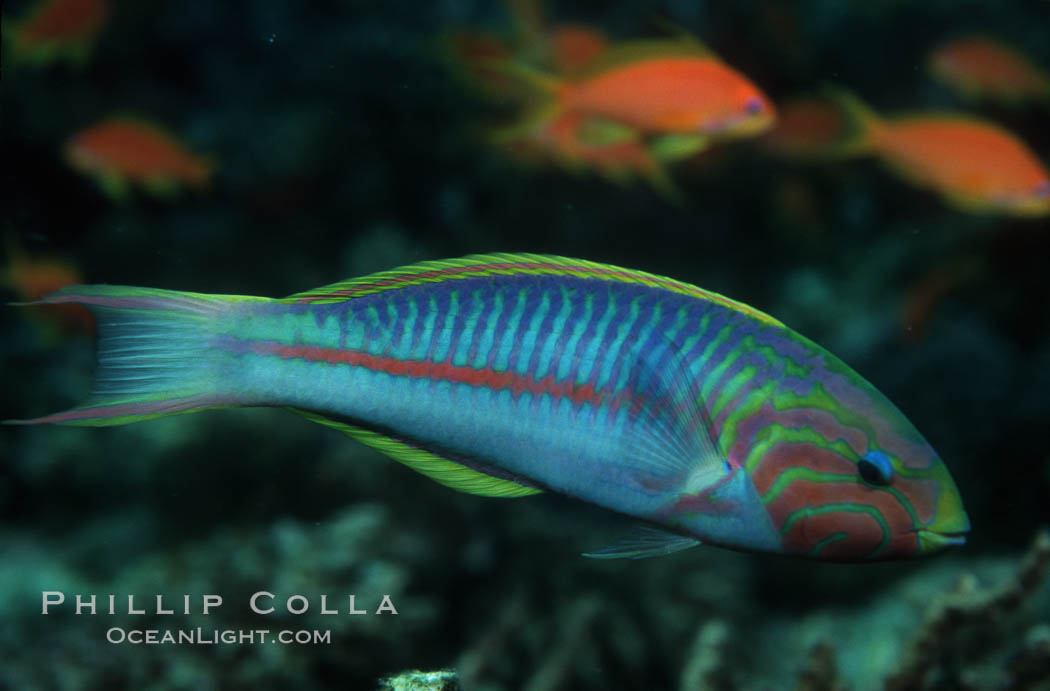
xmin=248 ymin=340 xmax=611 ymax=409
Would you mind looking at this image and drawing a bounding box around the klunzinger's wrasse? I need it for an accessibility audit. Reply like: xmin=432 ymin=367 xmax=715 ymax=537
xmin=11 ymin=255 xmax=970 ymax=561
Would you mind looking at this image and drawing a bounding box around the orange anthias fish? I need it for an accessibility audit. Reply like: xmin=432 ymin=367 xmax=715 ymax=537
xmin=5 ymin=0 xmax=109 ymax=66
xmin=490 ymin=36 xmax=774 ymax=194
xmin=64 ymin=118 xmax=215 ymax=203
xmin=928 ymin=36 xmax=1050 ymax=105
xmin=531 ymin=38 xmax=776 ymax=140
xmin=834 ymin=92 xmax=1050 ymax=217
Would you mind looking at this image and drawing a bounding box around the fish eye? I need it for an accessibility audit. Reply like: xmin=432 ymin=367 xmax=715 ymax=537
xmin=745 ymin=97 xmax=764 ymax=115
xmin=858 ymin=450 xmax=894 ymax=486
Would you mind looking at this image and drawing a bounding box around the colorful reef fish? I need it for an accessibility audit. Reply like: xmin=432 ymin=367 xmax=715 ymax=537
xmin=5 ymin=0 xmax=109 ymax=66
xmin=12 ymin=255 xmax=970 ymax=561
xmin=516 ymin=37 xmax=776 ymax=141
xmin=928 ymin=36 xmax=1050 ymax=106
xmin=832 ymin=91 xmax=1050 ymax=217
xmin=64 ymin=118 xmax=214 ymax=203
xmin=491 ymin=37 xmax=773 ymax=198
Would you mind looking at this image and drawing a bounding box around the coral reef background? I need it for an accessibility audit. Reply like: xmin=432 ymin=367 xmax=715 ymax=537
xmin=2 ymin=0 xmax=1049 ymax=688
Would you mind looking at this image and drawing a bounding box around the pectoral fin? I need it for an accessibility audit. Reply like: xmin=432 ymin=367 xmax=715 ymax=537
xmin=617 ymin=347 xmax=729 ymax=494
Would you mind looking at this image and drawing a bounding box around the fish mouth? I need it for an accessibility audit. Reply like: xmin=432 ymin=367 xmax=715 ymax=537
xmin=913 ymin=528 xmax=969 ymax=552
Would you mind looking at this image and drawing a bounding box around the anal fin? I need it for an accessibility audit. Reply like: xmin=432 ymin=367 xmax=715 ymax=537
xmin=291 ymin=408 xmax=543 ymax=498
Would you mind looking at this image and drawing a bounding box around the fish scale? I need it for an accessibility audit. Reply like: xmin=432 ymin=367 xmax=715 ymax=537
xmin=10 ymin=254 xmax=970 ymax=560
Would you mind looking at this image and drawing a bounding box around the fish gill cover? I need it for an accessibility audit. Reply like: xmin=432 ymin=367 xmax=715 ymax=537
xmin=1 ymin=0 xmax=1049 ymax=690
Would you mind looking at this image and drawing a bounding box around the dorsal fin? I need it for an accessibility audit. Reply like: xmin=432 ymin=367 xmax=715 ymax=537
xmin=284 ymin=253 xmax=782 ymax=327
xmin=570 ymin=36 xmax=715 ymax=80
xmin=291 ymin=409 xmax=543 ymax=498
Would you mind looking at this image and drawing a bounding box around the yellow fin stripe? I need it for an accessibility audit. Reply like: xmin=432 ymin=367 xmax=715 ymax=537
xmin=291 ymin=409 xmax=543 ymax=498
xmin=286 ymin=253 xmax=783 ymax=327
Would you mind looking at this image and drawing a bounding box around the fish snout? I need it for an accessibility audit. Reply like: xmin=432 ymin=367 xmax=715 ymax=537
xmin=913 ymin=507 xmax=971 ymax=554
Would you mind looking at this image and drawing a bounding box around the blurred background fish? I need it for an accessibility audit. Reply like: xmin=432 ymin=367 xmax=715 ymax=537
xmin=826 ymin=90 xmax=1050 ymax=217
xmin=4 ymin=0 xmax=109 ymax=66
xmin=504 ymin=37 xmax=774 ymax=139
xmin=448 ymin=1 xmax=774 ymax=200
xmin=928 ymin=36 xmax=1050 ymax=106
xmin=63 ymin=117 xmax=215 ymax=203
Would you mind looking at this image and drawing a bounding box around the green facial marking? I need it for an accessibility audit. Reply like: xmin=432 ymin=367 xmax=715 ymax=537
xmin=807 ymin=531 xmax=848 ymax=557
xmin=710 ymin=364 xmax=758 ymax=419
xmin=743 ymin=425 xmax=858 ymax=473
xmin=770 ymin=381 xmax=877 ymax=445
xmin=780 ymin=503 xmax=891 ymax=558
xmin=759 ymin=466 xmax=855 ymax=505
xmin=717 ymin=380 xmax=777 ymax=454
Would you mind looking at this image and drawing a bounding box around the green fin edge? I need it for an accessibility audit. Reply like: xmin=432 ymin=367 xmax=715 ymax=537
xmin=291 ymin=409 xmax=543 ymax=498
xmin=284 ymin=253 xmax=783 ymax=328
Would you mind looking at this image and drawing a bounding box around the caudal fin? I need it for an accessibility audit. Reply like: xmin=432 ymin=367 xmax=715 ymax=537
xmin=8 ymin=285 xmax=259 ymax=426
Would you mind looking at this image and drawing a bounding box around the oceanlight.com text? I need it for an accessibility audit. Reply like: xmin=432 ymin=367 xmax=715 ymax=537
xmin=106 ymin=627 xmax=332 ymax=645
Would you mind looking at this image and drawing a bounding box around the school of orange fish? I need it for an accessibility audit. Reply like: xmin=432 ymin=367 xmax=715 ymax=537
xmin=448 ymin=3 xmax=1050 ymax=217
xmin=4 ymin=0 xmax=1050 ymax=333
